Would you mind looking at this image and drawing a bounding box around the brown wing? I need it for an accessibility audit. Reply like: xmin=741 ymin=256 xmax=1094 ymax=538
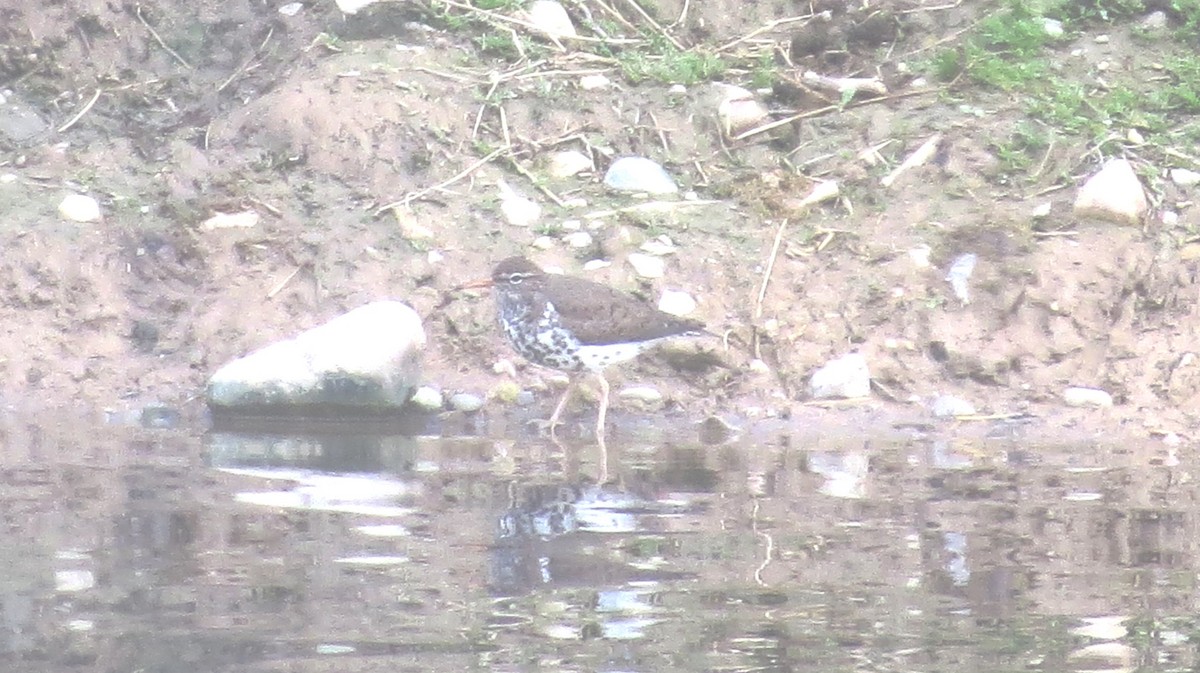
xmin=545 ymin=274 xmax=704 ymax=345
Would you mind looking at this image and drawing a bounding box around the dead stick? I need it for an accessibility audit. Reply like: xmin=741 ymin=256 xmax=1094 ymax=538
xmin=375 ymin=147 xmax=508 ymax=213
xmin=56 ymin=88 xmax=102 ymax=133
xmin=753 ymin=218 xmax=788 ymax=359
xmin=136 ymin=5 xmax=191 ymax=69
xmin=618 ymin=0 xmax=686 ymax=50
xmin=733 ymin=87 xmax=940 ymax=141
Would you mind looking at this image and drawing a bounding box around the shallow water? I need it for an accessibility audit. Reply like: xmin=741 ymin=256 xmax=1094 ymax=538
xmin=1 ymin=414 xmax=1193 ymax=673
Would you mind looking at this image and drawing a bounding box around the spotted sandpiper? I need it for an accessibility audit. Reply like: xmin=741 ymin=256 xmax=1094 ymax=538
xmin=464 ymin=256 xmax=704 ymax=439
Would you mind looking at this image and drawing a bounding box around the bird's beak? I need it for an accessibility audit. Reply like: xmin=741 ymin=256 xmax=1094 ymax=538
xmin=455 ymin=277 xmax=494 ymax=291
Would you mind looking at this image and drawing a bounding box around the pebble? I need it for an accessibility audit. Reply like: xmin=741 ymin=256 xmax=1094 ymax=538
xmin=409 ymin=386 xmax=444 ymax=411
xmin=698 ymin=415 xmax=739 ymax=445
xmin=394 ymin=207 xmax=434 ymax=241
xmin=1170 ymin=168 xmax=1200 ymax=186
xmin=58 ymin=193 xmax=101 ymax=222
xmin=492 ymin=359 xmax=517 ymax=377
xmin=627 ymin=252 xmax=665 ymax=279
xmin=714 ymin=83 xmax=769 ymax=138
xmin=1074 ymin=159 xmax=1147 ymax=225
xmin=563 ymin=231 xmax=593 ymax=248
xmin=640 ymin=235 xmax=677 ymax=256
xmin=202 ymin=211 xmax=259 ymax=230
xmin=531 ymin=235 xmax=555 ymax=250
xmin=618 ymin=385 xmax=664 ymax=411
xmin=603 ymin=157 xmax=678 ymax=195
xmin=582 ymin=259 xmax=611 ymax=271
xmin=931 ymin=395 xmax=977 ymax=418
xmin=561 ymin=219 xmax=582 ymax=230
xmin=490 ymin=381 xmax=521 ymax=404
xmin=668 ymin=84 xmax=687 ymax=95
xmin=515 ymin=390 xmax=536 ymax=406
xmin=1142 ymin=11 xmax=1168 ymax=30
xmin=1040 ymin=17 xmax=1064 ymax=38
xmin=748 ymin=359 xmax=771 ymax=375
xmin=449 ymin=392 xmax=484 ymax=412
xmin=548 ymin=150 xmax=592 ymax=178
xmin=657 ymin=289 xmax=696 ymax=316
xmin=335 ymin=0 xmax=379 ymax=13
xmin=810 ymin=353 xmax=871 ymax=400
xmin=945 ymin=253 xmax=977 ymax=304
xmin=498 ymin=179 xmax=541 ymax=227
xmin=1031 ymin=202 xmax=1052 ymax=218
xmin=1064 ymin=387 xmax=1113 ymax=408
xmin=278 ymin=2 xmax=303 ymax=15
xmin=526 ymin=0 xmax=577 ymax=38
xmin=579 ymin=74 xmax=611 ymax=90
xmin=908 ymin=245 xmax=932 ymax=268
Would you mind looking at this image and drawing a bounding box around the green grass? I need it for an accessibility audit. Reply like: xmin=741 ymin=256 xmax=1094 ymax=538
xmin=618 ymin=46 xmax=727 ymax=85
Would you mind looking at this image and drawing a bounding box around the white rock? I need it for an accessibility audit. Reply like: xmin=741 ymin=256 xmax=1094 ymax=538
xmin=640 ymin=236 xmax=677 ymax=256
xmin=202 ymin=210 xmax=259 ymax=230
xmin=561 ymin=219 xmax=582 ymax=230
xmin=627 ymin=252 xmax=665 ymax=279
xmin=449 ymin=392 xmax=484 ymax=412
xmin=0 ymin=173 xmax=16 ymax=184
xmin=810 ymin=353 xmax=871 ymax=399
xmin=335 ymin=0 xmax=380 ymax=14
xmin=526 ymin=0 xmax=577 ymax=39
xmin=1074 ymin=159 xmax=1147 ymax=226
xmin=658 ymin=289 xmax=696 ymax=316
xmin=579 ymin=74 xmax=611 ymax=90
xmin=668 ymin=84 xmax=687 ymax=95
xmin=931 ymin=395 xmax=977 ymax=418
xmin=1127 ymin=128 xmax=1145 ymax=145
xmin=492 ymin=359 xmax=517 ymax=377
xmin=563 ymin=231 xmax=593 ymax=248
xmin=1064 ymin=386 xmax=1113 ymax=408
xmin=531 ymin=235 xmax=555 ymax=250
xmin=747 ymin=359 xmax=770 ymax=375
xmin=604 ymin=157 xmax=678 ymax=194
xmin=1171 ymin=168 xmax=1200 ymax=186
xmin=1162 ymin=210 xmax=1179 ymax=226
xmin=393 ymin=207 xmax=434 ymax=240
xmin=278 ymin=2 xmax=303 ymax=15
xmin=1041 ymin=17 xmax=1064 ymax=38
xmin=908 ymin=245 xmax=931 ymax=268
xmin=409 ymin=386 xmax=443 ymax=411
xmin=548 ymin=150 xmax=592 ymax=178
xmin=714 ymin=83 xmax=769 ymax=138
xmin=58 ymin=193 xmax=101 ymax=222
xmin=1031 ymin=202 xmax=1052 ymax=218
xmin=498 ymin=179 xmax=541 ymax=227
xmin=207 ymin=301 xmax=426 ymax=411
xmin=945 ymin=253 xmax=977 ymax=304
xmin=1142 ymin=11 xmax=1168 ymax=30
xmin=582 ymin=259 xmax=610 ymax=271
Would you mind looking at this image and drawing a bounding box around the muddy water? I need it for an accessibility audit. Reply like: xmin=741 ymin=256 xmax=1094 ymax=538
xmin=1 ymin=415 xmax=1193 ymax=673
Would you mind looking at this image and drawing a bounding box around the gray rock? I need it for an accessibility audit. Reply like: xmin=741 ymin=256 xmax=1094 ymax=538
xmin=810 ymin=353 xmax=871 ymax=399
xmin=1073 ymin=159 xmax=1148 ymax=226
xmin=0 ymin=92 xmax=49 ymax=146
xmin=515 ymin=390 xmax=537 ymax=406
xmin=449 ymin=392 xmax=484 ymax=412
xmin=931 ymin=395 xmax=977 ymax=418
xmin=207 ymin=301 xmax=425 ymax=413
xmin=603 ymin=157 xmax=678 ymax=194
xmin=408 ymin=386 xmax=444 ymax=411
xmin=618 ymin=385 xmax=664 ymax=411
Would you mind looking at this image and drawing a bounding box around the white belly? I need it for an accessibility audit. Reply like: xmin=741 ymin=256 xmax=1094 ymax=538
xmin=575 ymin=342 xmax=649 ymax=371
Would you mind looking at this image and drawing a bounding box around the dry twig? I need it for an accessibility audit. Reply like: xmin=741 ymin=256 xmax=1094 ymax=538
xmin=56 ymin=88 xmax=102 ymax=133
xmin=375 ymin=147 xmax=508 ymax=213
xmin=136 ymin=5 xmax=191 ymax=69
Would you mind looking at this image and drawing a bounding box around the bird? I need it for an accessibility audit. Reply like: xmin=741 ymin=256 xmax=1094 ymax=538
xmin=463 ymin=256 xmax=705 ymax=439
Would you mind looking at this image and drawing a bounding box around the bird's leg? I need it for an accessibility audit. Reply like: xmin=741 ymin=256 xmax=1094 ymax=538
xmin=594 ymin=370 xmax=610 ymax=441
xmin=546 ymin=374 xmax=578 ymax=436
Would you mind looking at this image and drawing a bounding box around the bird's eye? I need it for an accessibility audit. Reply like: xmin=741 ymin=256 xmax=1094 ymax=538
xmin=510 ymin=276 xmax=523 ymax=285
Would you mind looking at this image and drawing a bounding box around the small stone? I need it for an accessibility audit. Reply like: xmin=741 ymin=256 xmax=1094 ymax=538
xmin=1142 ymin=11 xmax=1168 ymax=30
xmin=1170 ymin=168 xmax=1200 ymax=186
xmin=409 ymin=386 xmax=444 ymax=411
xmin=604 ymin=157 xmax=678 ymax=195
xmin=627 ymin=252 xmax=665 ymax=279
xmin=945 ymin=253 xmax=977 ymax=304
xmin=526 ymin=0 xmax=577 ymax=39
xmin=563 ymin=231 xmax=593 ymax=248
xmin=0 ymin=173 xmax=16 ymax=184
xmin=515 ymin=390 xmax=536 ymax=406
xmin=714 ymin=83 xmax=769 ymax=138
xmin=1031 ymin=202 xmax=1052 ymax=218
xmin=1074 ymin=159 xmax=1148 ymax=226
xmin=498 ymin=179 xmax=541 ymax=227
xmin=548 ymin=150 xmax=592 ymax=178
xmin=278 ymin=2 xmax=303 ymax=15
xmin=1064 ymin=387 xmax=1113 ymax=408
xmin=931 ymin=395 xmax=977 ymax=418
xmin=639 ymin=236 xmax=677 ymax=256
xmin=810 ymin=352 xmax=871 ymax=399
xmin=668 ymin=84 xmax=687 ymax=95
xmin=908 ymin=245 xmax=932 ymax=268
xmin=1162 ymin=210 xmax=1179 ymax=226
xmin=58 ymin=193 xmax=101 ymax=222
xmin=531 ymin=235 xmax=555 ymax=250
xmin=582 ymin=259 xmax=610 ymax=271
xmin=657 ymin=289 xmax=696 ymax=316
xmin=748 ymin=359 xmax=771 ymax=375
xmin=335 ymin=0 xmax=379 ymax=14
xmin=393 ymin=207 xmax=434 ymax=241
xmin=492 ymin=359 xmax=517 ymax=377
xmin=1126 ymin=128 xmax=1145 ymax=145
xmin=579 ymin=74 xmax=611 ymax=90
xmin=698 ymin=415 xmax=739 ymax=445
xmin=561 ymin=219 xmax=582 ymax=230
xmin=202 ymin=210 xmax=259 ymax=230
xmin=490 ymin=380 xmax=521 ymax=404
xmin=1094 ymin=34 xmax=1110 ymax=44
xmin=1041 ymin=17 xmax=1064 ymax=38
xmin=449 ymin=392 xmax=484 ymax=412
xmin=618 ymin=385 xmax=664 ymax=411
